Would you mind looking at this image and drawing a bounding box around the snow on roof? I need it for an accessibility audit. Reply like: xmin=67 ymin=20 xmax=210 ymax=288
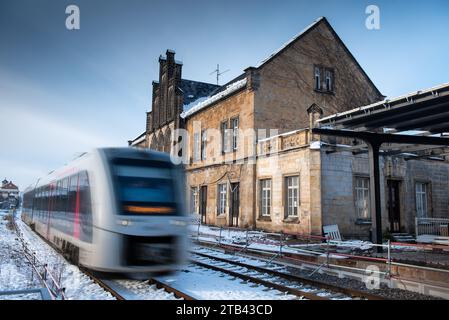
xmin=131 ymin=133 xmax=146 ymax=146
xmin=318 ymin=82 xmax=449 ymax=124
xmin=254 ymin=17 xmax=325 ymax=68
xmin=180 ymin=78 xmax=247 ymax=119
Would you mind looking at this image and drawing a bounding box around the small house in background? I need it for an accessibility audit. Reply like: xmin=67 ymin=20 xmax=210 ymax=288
xmin=1 ymin=178 xmax=20 ymax=209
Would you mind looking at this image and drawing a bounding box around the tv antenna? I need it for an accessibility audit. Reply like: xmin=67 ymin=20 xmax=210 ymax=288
xmin=210 ymin=64 xmax=229 ymax=85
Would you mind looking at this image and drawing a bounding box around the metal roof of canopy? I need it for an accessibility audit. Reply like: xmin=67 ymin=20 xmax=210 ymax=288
xmin=312 ymin=82 xmax=449 ymax=250
xmin=317 ymin=82 xmax=449 ymax=134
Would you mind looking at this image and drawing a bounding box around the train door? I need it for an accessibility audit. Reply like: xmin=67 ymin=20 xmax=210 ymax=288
xmin=387 ymin=180 xmax=401 ymax=233
xmin=229 ymin=183 xmax=239 ymax=227
xmin=199 ymin=186 xmax=207 ymax=224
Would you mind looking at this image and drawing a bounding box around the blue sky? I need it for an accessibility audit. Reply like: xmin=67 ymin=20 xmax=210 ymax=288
xmin=1 ymin=0 xmax=448 ymax=189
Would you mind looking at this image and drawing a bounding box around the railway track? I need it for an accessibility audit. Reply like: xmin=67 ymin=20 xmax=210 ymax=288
xmin=80 ymin=267 xmax=196 ymax=300
xmin=191 ymin=248 xmax=386 ymax=300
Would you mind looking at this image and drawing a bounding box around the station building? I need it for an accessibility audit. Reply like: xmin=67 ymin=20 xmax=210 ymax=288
xmin=129 ymin=17 xmax=449 ymax=240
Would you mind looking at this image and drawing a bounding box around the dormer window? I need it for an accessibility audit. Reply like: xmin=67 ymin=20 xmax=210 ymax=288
xmin=314 ymin=67 xmax=321 ymax=91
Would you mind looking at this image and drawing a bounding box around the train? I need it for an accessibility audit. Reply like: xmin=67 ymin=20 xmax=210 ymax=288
xmin=21 ymin=147 xmax=188 ymax=277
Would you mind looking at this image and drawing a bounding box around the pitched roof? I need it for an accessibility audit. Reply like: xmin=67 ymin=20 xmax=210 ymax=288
xmin=179 ymin=17 xmax=383 ymax=119
xmin=1 ymin=181 xmax=18 ymax=190
xmin=181 ymin=77 xmax=247 ymax=119
xmin=251 ymin=16 xmax=383 ymax=98
xmin=179 ymin=79 xmax=220 ymax=107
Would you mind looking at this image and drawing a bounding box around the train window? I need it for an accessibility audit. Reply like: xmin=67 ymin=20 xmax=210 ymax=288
xmin=111 ymin=160 xmax=178 ymax=215
xmin=61 ymin=177 xmax=69 ymax=213
xmin=68 ymin=174 xmax=79 ymax=214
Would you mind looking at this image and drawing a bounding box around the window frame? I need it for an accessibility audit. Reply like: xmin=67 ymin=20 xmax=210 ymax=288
xmin=201 ymin=129 xmax=207 ymax=161
xmin=217 ymin=183 xmax=227 ymax=216
xmin=314 ymin=66 xmax=321 ymax=91
xmin=260 ymin=179 xmax=272 ymax=217
xmin=284 ymin=175 xmax=300 ymax=218
xmin=354 ymin=176 xmax=371 ymax=221
xmin=231 ymin=117 xmax=239 ymax=151
xmin=415 ymin=182 xmax=429 ymax=218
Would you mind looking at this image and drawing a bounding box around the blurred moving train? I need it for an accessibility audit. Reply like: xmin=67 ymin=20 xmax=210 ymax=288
xmin=22 ymin=148 xmax=188 ymax=276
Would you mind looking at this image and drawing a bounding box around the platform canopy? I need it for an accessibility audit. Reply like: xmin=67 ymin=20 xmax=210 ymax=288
xmin=312 ymin=82 xmax=449 ymax=249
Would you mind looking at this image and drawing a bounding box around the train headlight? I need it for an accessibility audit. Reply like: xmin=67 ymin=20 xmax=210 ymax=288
xmin=118 ymin=219 xmax=131 ymax=226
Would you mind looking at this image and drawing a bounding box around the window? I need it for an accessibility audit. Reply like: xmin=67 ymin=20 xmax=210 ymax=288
xmin=201 ymin=129 xmax=207 ymax=160
xmin=355 ymin=177 xmax=370 ymax=220
xmin=217 ymin=183 xmax=227 ymax=215
xmin=221 ymin=121 xmax=229 ymax=153
xmin=193 ymin=132 xmax=200 ymax=162
xmin=314 ymin=66 xmax=321 ymax=90
xmin=190 ymin=187 xmax=199 ymax=215
xmin=325 ymin=69 xmax=333 ymax=92
xmin=260 ymin=179 xmax=271 ymax=217
xmin=285 ymin=176 xmax=299 ymax=217
xmin=415 ymin=182 xmax=428 ymax=218
xmin=231 ymin=117 xmax=239 ymax=151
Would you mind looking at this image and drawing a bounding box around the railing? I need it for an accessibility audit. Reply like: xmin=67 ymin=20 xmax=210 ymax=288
xmin=415 ymin=217 xmax=449 ymax=237
xmin=10 ymin=210 xmax=66 ymax=300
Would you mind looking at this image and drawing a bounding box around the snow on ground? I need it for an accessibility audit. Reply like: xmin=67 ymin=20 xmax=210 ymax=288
xmin=0 ymin=210 xmax=41 ymax=300
xmin=12 ymin=213 xmax=114 ymax=300
xmin=155 ymin=264 xmax=300 ymax=300
xmin=115 ymin=280 xmax=180 ymax=300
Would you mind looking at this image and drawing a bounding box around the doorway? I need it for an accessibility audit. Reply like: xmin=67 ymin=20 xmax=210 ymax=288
xmin=229 ymin=183 xmax=239 ymax=227
xmin=387 ymin=180 xmax=401 ymax=233
xmin=199 ymin=186 xmax=207 ymax=224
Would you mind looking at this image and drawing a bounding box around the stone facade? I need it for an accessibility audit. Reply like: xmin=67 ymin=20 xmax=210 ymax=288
xmin=130 ymin=17 xmax=449 ymax=239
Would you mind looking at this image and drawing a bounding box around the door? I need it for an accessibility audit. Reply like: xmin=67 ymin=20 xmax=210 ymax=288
xmin=199 ymin=186 xmax=207 ymax=224
xmin=229 ymin=183 xmax=239 ymax=227
xmin=387 ymin=180 xmax=401 ymax=232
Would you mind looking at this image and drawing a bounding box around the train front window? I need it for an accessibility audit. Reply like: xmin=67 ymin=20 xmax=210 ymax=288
xmin=112 ymin=162 xmax=178 ymax=215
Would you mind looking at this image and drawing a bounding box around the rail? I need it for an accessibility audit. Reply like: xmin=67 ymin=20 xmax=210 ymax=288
xmin=192 ymin=222 xmax=449 ymax=284
xmin=415 ymin=217 xmax=449 ymax=238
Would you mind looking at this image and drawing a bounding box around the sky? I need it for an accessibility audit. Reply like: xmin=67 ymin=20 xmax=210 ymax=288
xmin=1 ymin=0 xmax=448 ymax=190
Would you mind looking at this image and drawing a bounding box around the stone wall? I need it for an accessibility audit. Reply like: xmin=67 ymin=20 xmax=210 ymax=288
xmin=253 ymin=19 xmax=383 ymax=134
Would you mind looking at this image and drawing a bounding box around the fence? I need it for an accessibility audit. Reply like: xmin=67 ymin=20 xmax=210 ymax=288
xmin=10 ymin=210 xmax=66 ymax=300
xmin=415 ymin=217 xmax=449 ymax=237
xmin=192 ymin=221 xmax=449 ymax=281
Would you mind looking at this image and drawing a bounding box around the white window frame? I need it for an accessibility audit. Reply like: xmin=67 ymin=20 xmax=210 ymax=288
xmin=190 ymin=186 xmax=199 ymax=215
xmin=231 ymin=117 xmax=239 ymax=151
xmin=325 ymin=69 xmax=333 ymax=92
xmin=201 ymin=129 xmax=207 ymax=160
xmin=193 ymin=132 xmax=200 ymax=162
xmin=285 ymin=176 xmax=299 ymax=217
xmin=415 ymin=182 xmax=428 ymax=218
xmin=221 ymin=121 xmax=231 ymax=153
xmin=260 ymin=179 xmax=271 ymax=217
xmin=217 ymin=183 xmax=227 ymax=216
xmin=314 ymin=66 xmax=321 ymax=90
xmin=355 ymin=177 xmax=370 ymax=220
